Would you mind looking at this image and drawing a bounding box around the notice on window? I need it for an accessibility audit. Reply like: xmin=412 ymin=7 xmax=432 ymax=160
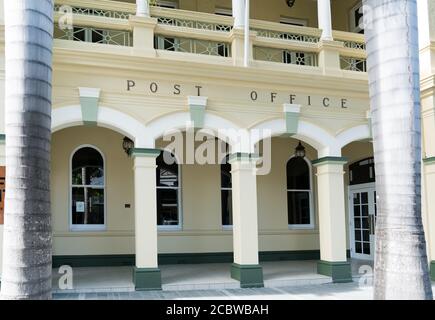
xmin=76 ymin=201 xmax=85 ymax=213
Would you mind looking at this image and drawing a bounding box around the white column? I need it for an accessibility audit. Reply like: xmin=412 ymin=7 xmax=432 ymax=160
xmin=136 ymin=0 xmax=150 ymax=17
xmin=232 ymin=0 xmax=245 ymax=29
xmin=244 ymin=0 xmax=250 ymax=67
xmin=132 ymin=149 xmax=161 ymax=290
xmin=314 ymin=157 xmax=352 ymax=283
xmin=229 ymin=154 xmax=263 ymax=288
xmin=317 ymin=0 xmax=333 ymax=40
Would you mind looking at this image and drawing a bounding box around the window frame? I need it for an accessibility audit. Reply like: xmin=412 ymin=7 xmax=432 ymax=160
xmin=156 ymin=150 xmax=183 ymax=231
xmin=349 ymin=1 xmax=364 ymax=33
xmin=220 ymin=157 xmax=233 ymax=230
xmin=69 ymin=144 xmax=107 ymax=232
xmin=286 ymin=156 xmax=315 ymax=230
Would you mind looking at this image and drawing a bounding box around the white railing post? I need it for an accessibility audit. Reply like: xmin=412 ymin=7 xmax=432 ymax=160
xmin=317 ymin=0 xmax=333 ymax=41
xmin=136 ymin=0 xmax=150 ymax=17
xmin=244 ymin=0 xmax=250 ymax=67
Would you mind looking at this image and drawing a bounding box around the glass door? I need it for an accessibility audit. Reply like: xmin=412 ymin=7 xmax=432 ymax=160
xmin=349 ymin=184 xmax=376 ymax=260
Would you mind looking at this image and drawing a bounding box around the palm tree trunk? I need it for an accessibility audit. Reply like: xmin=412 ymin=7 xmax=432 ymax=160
xmin=364 ymin=0 xmax=433 ymax=299
xmin=0 ymin=0 xmax=54 ymax=299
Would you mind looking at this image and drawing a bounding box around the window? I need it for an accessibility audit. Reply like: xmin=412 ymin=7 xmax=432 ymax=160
xmin=287 ymin=157 xmax=314 ymax=228
xmin=350 ymin=2 xmax=364 ymax=34
xmin=71 ymin=146 xmax=105 ymax=231
xmin=221 ymin=156 xmax=232 ymax=227
xmin=156 ymin=150 xmax=181 ymax=228
xmin=349 ymin=157 xmax=375 ymax=185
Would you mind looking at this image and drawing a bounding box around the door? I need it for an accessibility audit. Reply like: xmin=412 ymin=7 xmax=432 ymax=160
xmin=349 ymin=184 xmax=376 ymax=260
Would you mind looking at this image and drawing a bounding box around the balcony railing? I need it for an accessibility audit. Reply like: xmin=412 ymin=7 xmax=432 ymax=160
xmin=52 ymin=0 xmax=367 ymax=73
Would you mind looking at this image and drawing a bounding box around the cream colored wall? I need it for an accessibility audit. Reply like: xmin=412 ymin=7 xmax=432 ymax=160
xmin=51 ymin=126 xmax=135 ymax=255
xmin=332 ymin=0 xmax=362 ymax=32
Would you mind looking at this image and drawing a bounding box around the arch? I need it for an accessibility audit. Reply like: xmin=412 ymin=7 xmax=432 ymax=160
xmin=146 ymin=111 xmax=248 ymax=152
xmin=52 ymin=106 xmax=151 ymax=148
xmin=249 ymin=119 xmax=341 ymax=157
xmin=336 ymin=124 xmax=371 ymax=150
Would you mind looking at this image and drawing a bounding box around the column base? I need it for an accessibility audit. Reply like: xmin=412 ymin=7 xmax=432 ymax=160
xmin=231 ymin=263 xmax=264 ymax=288
xmin=431 ymin=261 xmax=435 ymax=281
xmin=317 ymin=260 xmax=352 ymax=283
xmin=133 ymin=267 xmax=162 ymax=291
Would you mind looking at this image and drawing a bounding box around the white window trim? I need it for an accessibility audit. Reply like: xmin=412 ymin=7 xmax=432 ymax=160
xmin=280 ymin=17 xmax=308 ymax=27
xmin=287 ymin=156 xmax=315 ymax=230
xmin=157 ymin=152 xmax=182 ymax=231
xmin=69 ymin=144 xmax=107 ymax=232
xmin=349 ymin=1 xmax=363 ymax=33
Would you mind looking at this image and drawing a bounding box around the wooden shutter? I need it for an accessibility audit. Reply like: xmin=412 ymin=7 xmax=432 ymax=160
xmin=0 ymin=166 xmax=4 ymax=224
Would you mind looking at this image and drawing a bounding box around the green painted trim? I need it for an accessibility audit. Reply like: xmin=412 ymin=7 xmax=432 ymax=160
xmin=52 ymin=250 xmax=330 ymax=267
xmin=80 ymin=97 xmax=99 ymax=126
xmin=228 ymin=152 xmax=259 ymax=163
xmin=285 ymin=112 xmax=300 ymax=136
xmin=317 ymin=260 xmax=352 ymax=283
xmin=430 ymin=261 xmax=435 ymax=281
xmin=423 ymin=157 xmax=435 ymax=165
xmin=0 ymin=134 xmax=5 ymax=144
xmin=231 ymin=263 xmax=264 ymax=288
xmin=312 ymin=156 xmax=348 ymax=166
xmin=53 ymin=255 xmax=135 ymax=268
xmin=133 ymin=267 xmax=162 ymax=291
xmin=190 ymin=105 xmax=205 ymax=129
xmin=129 ymin=148 xmax=161 ymax=158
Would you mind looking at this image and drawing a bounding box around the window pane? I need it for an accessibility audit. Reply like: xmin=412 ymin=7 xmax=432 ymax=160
xmin=221 ymin=189 xmax=232 ymax=226
xmin=287 ymin=157 xmax=310 ymax=190
xmin=72 ymin=187 xmax=104 ymax=225
xmin=221 ymin=162 xmax=232 ymax=188
xmin=157 ymin=188 xmax=179 ymax=226
xmin=156 ymin=151 xmax=179 ymax=187
xmin=287 ymin=191 xmax=310 ymax=225
xmin=72 ymin=147 xmax=104 ymax=186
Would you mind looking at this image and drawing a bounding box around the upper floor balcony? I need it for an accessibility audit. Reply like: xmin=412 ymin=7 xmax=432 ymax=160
xmin=52 ymin=0 xmax=367 ymax=78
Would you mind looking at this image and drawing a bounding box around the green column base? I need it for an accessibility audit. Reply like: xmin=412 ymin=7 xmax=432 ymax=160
xmin=133 ymin=267 xmax=162 ymax=291
xmin=430 ymin=261 xmax=435 ymax=281
xmin=231 ymin=263 xmax=264 ymax=288
xmin=317 ymin=260 xmax=352 ymax=283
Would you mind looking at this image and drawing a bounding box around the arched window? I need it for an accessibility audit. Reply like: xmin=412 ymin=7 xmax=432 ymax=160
xmin=287 ymin=156 xmax=314 ymax=228
xmin=156 ymin=150 xmax=181 ymax=228
xmin=71 ymin=146 xmax=105 ymax=230
xmin=221 ymin=156 xmax=232 ymax=227
xmin=349 ymin=157 xmax=375 ymax=185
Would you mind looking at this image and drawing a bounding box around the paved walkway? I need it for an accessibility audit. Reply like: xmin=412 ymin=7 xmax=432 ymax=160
xmin=53 ymin=282 xmax=435 ymax=300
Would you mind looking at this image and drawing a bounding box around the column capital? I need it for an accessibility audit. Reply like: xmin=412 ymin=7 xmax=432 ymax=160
xmin=128 ymin=15 xmax=158 ymax=28
xmin=312 ymin=156 xmax=348 ymax=166
xmin=423 ymin=157 xmax=435 ymax=165
xmin=130 ymin=148 xmax=161 ymax=158
xmin=228 ymin=152 xmax=259 ymax=164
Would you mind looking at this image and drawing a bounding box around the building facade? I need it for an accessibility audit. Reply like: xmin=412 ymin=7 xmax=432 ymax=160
xmin=0 ymin=0 xmax=434 ymax=290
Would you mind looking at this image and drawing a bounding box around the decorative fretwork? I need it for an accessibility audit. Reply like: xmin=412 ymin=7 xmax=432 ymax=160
xmin=254 ymin=46 xmax=318 ymax=66
xmin=340 ymin=56 xmax=367 ymax=72
xmin=253 ymin=29 xmax=320 ymax=44
xmin=156 ymin=17 xmax=232 ymax=32
xmin=343 ymin=41 xmax=366 ymax=51
xmin=154 ymin=35 xmax=231 ymax=57
xmin=54 ymin=4 xmax=132 ymax=19
xmin=54 ymin=25 xmax=133 ymax=47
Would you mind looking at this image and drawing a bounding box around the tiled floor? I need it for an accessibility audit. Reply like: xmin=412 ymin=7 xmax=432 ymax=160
xmin=52 ymin=260 xmax=336 ymax=293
